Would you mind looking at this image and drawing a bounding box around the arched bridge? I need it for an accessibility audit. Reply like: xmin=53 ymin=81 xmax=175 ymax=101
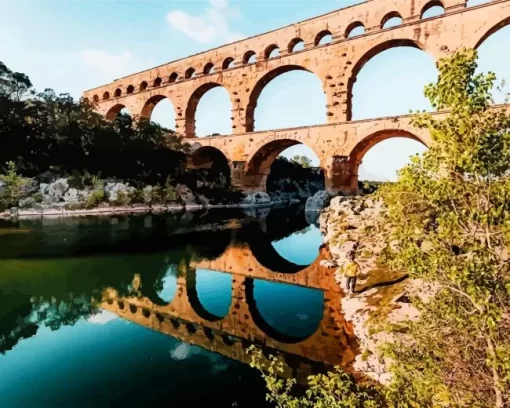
xmin=83 ymin=0 xmax=510 ymax=193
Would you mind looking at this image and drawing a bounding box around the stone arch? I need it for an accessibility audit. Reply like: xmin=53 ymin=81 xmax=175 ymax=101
xmin=243 ymin=50 xmax=257 ymax=64
xmin=114 ymin=88 xmax=121 ymax=98
xmin=243 ymin=137 xmax=323 ymax=191
xmin=264 ymin=44 xmax=280 ymax=59
xmin=126 ymin=85 xmax=135 ymax=94
xmin=345 ymin=21 xmax=365 ymax=38
xmin=93 ymin=94 xmax=99 ymax=102
xmin=139 ymin=95 xmax=178 ymax=127
xmin=185 ymin=68 xmax=195 ymax=79
xmin=140 ymin=81 xmax=148 ymax=91
xmin=103 ymin=91 xmax=110 ymax=101
xmin=169 ymin=72 xmax=179 ymax=83
xmin=288 ymin=38 xmax=305 ymax=53
xmin=346 ymin=38 xmax=430 ymax=120
xmin=187 ymin=145 xmax=231 ymax=184
xmin=203 ymin=62 xmax=215 ymax=75
xmin=185 ymin=82 xmax=233 ymax=138
xmin=246 ymin=65 xmax=325 ymax=132
xmin=186 ymin=268 xmax=232 ymax=322
xmin=105 ymin=103 xmax=126 ymax=121
xmin=380 ymin=11 xmax=403 ymax=28
xmin=244 ymin=278 xmax=324 ymax=343
xmin=420 ymin=1 xmax=445 ymax=18
xmin=222 ymin=57 xmax=235 ymax=69
xmin=153 ymin=77 xmax=162 ymax=87
xmin=473 ymin=16 xmax=510 ymax=49
xmin=315 ymin=30 xmax=333 ymax=45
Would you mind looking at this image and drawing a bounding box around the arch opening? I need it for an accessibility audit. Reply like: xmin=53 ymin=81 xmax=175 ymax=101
xmin=421 ymin=1 xmax=445 ymax=18
xmin=114 ymin=88 xmax=121 ymax=98
xmin=103 ymin=91 xmax=110 ymax=101
xmin=247 ymin=66 xmax=326 ymax=132
xmin=203 ymin=62 xmax=215 ymax=75
xmin=153 ymin=77 xmax=162 ymax=87
xmin=348 ymin=39 xmax=436 ymax=120
xmin=140 ymin=95 xmax=176 ymax=131
xmin=346 ymin=21 xmax=365 ymax=38
xmin=315 ymin=30 xmax=332 ymax=45
xmin=185 ymin=68 xmax=196 ymax=79
xmin=154 ymin=265 xmax=179 ymax=304
xmin=126 ymin=85 xmax=134 ymax=94
xmin=466 ymin=0 xmax=490 ymax=6
xmin=93 ymin=94 xmax=99 ymax=102
xmin=381 ymin=12 xmax=403 ymax=29
xmin=140 ymin=81 xmax=148 ymax=91
xmin=288 ymin=38 xmax=305 ymax=53
xmin=105 ymin=103 xmax=127 ymax=121
xmin=186 ymin=83 xmax=232 ymax=137
xmin=188 ymin=146 xmax=231 ymax=188
xmin=243 ymin=51 xmax=257 ymax=64
xmin=169 ymin=72 xmax=179 ymax=83
xmin=352 ymin=130 xmax=428 ymax=187
xmin=265 ymin=44 xmax=280 ymax=59
xmin=222 ymin=57 xmax=235 ymax=69
xmin=474 ymin=20 xmax=510 ymax=103
xmin=245 ymin=278 xmax=324 ymax=343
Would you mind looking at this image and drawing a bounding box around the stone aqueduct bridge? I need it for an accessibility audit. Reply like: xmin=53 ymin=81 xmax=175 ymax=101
xmin=83 ymin=0 xmax=510 ymax=193
xmin=101 ymin=247 xmax=358 ymax=382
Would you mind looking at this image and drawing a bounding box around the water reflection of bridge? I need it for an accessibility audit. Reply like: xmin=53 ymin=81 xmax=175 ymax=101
xmin=102 ymin=246 xmax=357 ymax=382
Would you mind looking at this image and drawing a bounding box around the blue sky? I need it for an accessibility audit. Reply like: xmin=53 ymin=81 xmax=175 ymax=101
xmin=1 ymin=0 xmax=507 ymax=181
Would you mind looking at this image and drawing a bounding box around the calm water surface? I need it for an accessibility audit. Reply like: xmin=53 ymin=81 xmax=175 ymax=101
xmin=0 ymin=205 xmax=350 ymax=407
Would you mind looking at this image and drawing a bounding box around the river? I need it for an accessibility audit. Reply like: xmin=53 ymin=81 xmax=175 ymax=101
xmin=0 ymin=204 xmax=355 ymax=407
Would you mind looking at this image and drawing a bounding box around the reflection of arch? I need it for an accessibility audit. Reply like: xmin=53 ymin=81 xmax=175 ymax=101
xmin=185 ymin=83 xmax=232 ymax=138
xmin=246 ymin=65 xmax=322 ymax=132
xmin=186 ymin=268 xmax=231 ymax=322
xmin=420 ymin=1 xmax=445 ymax=19
xmin=244 ymin=137 xmax=323 ymax=190
xmin=315 ymin=30 xmax=332 ymax=45
xmin=346 ymin=39 xmax=427 ymax=120
xmin=245 ymin=278 xmax=324 ymax=343
xmin=140 ymin=95 xmax=177 ymax=122
xmin=345 ymin=21 xmax=365 ymax=38
xmin=105 ymin=104 xmax=126 ymax=121
xmin=188 ymin=146 xmax=231 ymax=184
xmin=381 ymin=11 xmax=403 ymax=28
xmin=349 ymin=129 xmax=428 ymax=163
xmin=474 ymin=17 xmax=510 ymax=49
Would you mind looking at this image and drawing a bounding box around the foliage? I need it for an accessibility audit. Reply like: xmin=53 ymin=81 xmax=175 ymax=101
xmin=247 ymin=346 xmax=383 ymax=408
xmin=291 ymin=155 xmax=312 ymax=168
xmin=377 ymin=48 xmax=510 ymax=407
xmin=0 ymin=161 xmax=31 ymax=209
xmin=267 ymin=156 xmax=324 ymax=195
xmin=358 ymin=180 xmax=384 ymax=194
xmin=85 ymin=190 xmax=105 ymax=209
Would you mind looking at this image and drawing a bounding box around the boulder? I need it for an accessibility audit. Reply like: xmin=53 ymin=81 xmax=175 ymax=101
xmin=43 ymin=178 xmax=69 ymax=203
xmin=19 ymin=197 xmax=36 ymax=209
xmin=142 ymin=186 xmax=153 ymax=203
xmin=305 ymin=190 xmax=333 ymax=212
xmin=106 ymin=183 xmax=135 ymax=203
xmin=176 ymin=185 xmax=197 ymax=204
xmin=241 ymin=192 xmax=271 ymax=206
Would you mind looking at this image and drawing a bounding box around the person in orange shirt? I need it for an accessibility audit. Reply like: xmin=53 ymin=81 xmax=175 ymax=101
xmin=344 ymin=251 xmax=361 ymax=295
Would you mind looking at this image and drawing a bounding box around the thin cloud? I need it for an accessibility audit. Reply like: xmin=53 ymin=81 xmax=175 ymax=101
xmin=79 ymin=49 xmax=143 ymax=78
xmin=166 ymin=0 xmax=244 ymax=45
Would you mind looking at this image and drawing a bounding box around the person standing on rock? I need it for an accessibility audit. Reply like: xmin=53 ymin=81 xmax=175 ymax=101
xmin=344 ymin=251 xmax=360 ymax=295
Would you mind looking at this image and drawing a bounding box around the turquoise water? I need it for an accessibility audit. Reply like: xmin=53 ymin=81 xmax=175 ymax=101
xmin=0 ymin=206 xmax=330 ymax=407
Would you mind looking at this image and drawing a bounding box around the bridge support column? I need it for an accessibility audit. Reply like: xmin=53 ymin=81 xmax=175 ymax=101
xmin=230 ymin=161 xmax=248 ymax=189
xmin=325 ymin=155 xmax=360 ymax=195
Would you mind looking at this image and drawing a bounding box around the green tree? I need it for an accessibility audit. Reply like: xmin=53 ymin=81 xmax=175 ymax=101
xmin=291 ymin=155 xmax=312 ymax=168
xmin=0 ymin=161 xmax=31 ymax=209
xmin=378 ymin=48 xmax=510 ymax=407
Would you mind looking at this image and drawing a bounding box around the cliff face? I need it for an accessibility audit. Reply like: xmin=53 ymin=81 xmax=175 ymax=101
xmin=319 ymin=196 xmax=438 ymax=385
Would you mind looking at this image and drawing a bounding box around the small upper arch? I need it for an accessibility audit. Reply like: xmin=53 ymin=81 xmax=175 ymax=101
xmin=420 ymin=1 xmax=445 ymax=19
xmin=243 ymin=50 xmax=257 ymax=64
xmin=288 ymin=38 xmax=305 ymax=53
xmin=222 ymin=57 xmax=235 ymax=70
xmin=103 ymin=91 xmax=110 ymax=100
xmin=264 ymin=44 xmax=280 ymax=59
xmin=169 ymin=72 xmax=179 ymax=83
xmin=185 ymin=67 xmax=196 ymax=79
xmin=315 ymin=30 xmax=333 ymax=46
xmin=140 ymin=81 xmax=148 ymax=91
xmin=153 ymin=77 xmax=162 ymax=87
xmin=93 ymin=94 xmax=99 ymax=102
xmin=114 ymin=88 xmax=122 ymax=98
xmin=126 ymin=85 xmax=135 ymax=94
xmin=381 ymin=11 xmax=403 ymax=29
xmin=203 ymin=62 xmax=215 ymax=75
xmin=345 ymin=21 xmax=366 ymax=38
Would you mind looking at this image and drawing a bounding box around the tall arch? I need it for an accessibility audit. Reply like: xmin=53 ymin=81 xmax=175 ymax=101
xmin=185 ymin=83 xmax=232 ymax=138
xmin=187 ymin=146 xmax=231 ymax=186
xmin=246 ymin=65 xmax=325 ymax=132
xmin=105 ymin=104 xmax=126 ymax=121
xmin=139 ymin=95 xmax=177 ymax=130
xmin=347 ymin=39 xmax=434 ymax=120
xmin=473 ymin=17 xmax=510 ymax=49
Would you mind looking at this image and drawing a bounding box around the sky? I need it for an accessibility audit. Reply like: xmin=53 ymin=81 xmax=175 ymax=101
xmin=1 ymin=0 xmax=508 ymax=181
